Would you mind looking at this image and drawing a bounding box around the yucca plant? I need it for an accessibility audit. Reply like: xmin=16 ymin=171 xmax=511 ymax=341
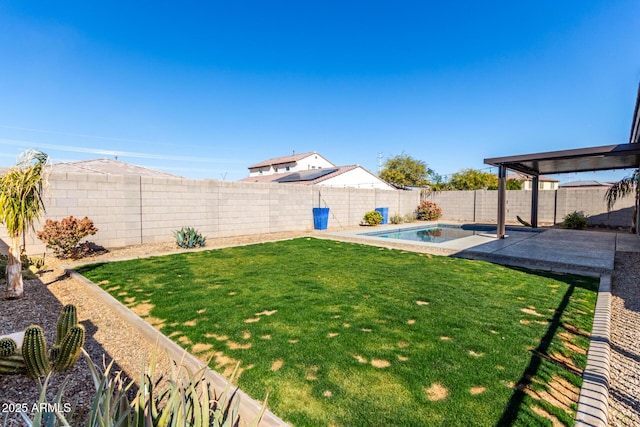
xmin=173 ymin=227 xmax=206 ymax=249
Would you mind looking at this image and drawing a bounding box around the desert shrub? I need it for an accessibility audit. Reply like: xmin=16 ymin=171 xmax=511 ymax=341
xmin=403 ymin=213 xmax=417 ymax=223
xmin=362 ymin=211 xmax=384 ymax=226
xmin=415 ymin=201 xmax=443 ymax=221
xmin=390 ymin=213 xmax=404 ymax=224
xmin=563 ymin=211 xmax=588 ymax=230
xmin=36 ymin=216 xmax=98 ymax=259
xmin=174 ymin=226 xmax=207 ymax=248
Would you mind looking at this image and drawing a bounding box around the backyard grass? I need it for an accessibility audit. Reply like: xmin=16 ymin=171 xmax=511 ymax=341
xmin=77 ymin=238 xmax=598 ymax=427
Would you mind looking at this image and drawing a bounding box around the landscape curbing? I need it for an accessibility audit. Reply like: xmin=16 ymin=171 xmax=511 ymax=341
xmin=67 ymin=269 xmax=289 ymax=427
xmin=574 ymin=274 xmax=611 ymax=427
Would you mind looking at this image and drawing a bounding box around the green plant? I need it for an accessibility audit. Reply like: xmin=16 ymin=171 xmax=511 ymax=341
xmin=37 ymin=216 xmax=99 ymax=259
xmin=415 ymin=200 xmax=443 ymax=221
xmin=22 ymin=325 xmax=51 ymax=378
xmin=174 ymin=226 xmax=207 ymax=248
xmin=362 ymin=210 xmax=383 ymax=226
xmin=0 ymin=150 xmax=49 ymax=299
xmin=0 ymin=304 xmax=85 ymax=377
xmin=563 ymin=211 xmax=588 ymax=229
xmin=0 ymin=337 xmax=17 ymax=357
xmin=390 ymin=213 xmax=404 ymax=224
xmin=17 ymin=350 xmax=267 ymax=427
xmin=403 ymin=213 xmax=417 ymax=223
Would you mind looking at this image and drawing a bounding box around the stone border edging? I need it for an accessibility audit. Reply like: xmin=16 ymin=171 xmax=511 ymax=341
xmin=575 ymin=274 xmax=611 ymax=427
xmin=66 ymin=269 xmax=289 ymax=427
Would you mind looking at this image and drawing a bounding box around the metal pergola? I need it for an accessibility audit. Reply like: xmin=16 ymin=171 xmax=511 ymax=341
xmin=484 ymin=143 xmax=640 ymax=238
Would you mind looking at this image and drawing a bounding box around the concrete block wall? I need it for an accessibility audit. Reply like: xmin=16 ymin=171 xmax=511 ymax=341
xmin=426 ymin=188 xmax=635 ymax=227
xmin=0 ymin=173 xmax=419 ymax=255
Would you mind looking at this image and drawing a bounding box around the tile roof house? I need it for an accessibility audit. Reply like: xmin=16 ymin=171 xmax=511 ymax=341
xmin=48 ymin=158 xmax=181 ymax=178
xmin=241 ymin=153 xmax=395 ymax=190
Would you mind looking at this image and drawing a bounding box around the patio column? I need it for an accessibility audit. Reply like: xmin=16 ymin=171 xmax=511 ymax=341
xmin=531 ymin=175 xmax=539 ymax=228
xmin=497 ymin=165 xmax=507 ymax=239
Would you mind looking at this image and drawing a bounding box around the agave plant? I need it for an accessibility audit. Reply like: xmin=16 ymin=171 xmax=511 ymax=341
xmin=173 ymin=227 xmax=207 ymax=249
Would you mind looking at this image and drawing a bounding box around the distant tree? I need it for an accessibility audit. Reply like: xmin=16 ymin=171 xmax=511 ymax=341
xmin=506 ymin=178 xmax=523 ymax=190
xmin=379 ymin=153 xmax=435 ymax=188
xmin=449 ymin=168 xmax=498 ymax=190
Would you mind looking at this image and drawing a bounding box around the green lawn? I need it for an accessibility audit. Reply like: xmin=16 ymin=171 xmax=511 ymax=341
xmin=78 ymin=238 xmax=598 ymax=427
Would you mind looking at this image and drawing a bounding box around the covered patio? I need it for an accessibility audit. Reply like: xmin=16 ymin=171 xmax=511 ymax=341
xmin=485 ymin=143 xmax=640 ymax=239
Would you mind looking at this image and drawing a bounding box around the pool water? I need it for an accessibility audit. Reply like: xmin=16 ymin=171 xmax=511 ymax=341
xmin=362 ymin=224 xmax=495 ymax=243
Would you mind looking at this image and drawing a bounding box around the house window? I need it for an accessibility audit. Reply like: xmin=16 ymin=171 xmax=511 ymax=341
xmin=285 ymin=166 xmax=290 ymax=171
xmin=539 ymin=182 xmax=544 ymax=189
xmin=275 ymin=167 xmax=278 ymax=172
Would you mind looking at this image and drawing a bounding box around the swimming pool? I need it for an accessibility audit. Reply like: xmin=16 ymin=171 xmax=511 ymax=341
xmin=362 ymin=223 xmax=493 ymax=243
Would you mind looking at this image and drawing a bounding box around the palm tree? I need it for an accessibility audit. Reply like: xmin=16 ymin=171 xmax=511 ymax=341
xmin=1 ymin=150 xmax=49 ymax=299
xmin=605 ymin=168 xmax=640 ymax=234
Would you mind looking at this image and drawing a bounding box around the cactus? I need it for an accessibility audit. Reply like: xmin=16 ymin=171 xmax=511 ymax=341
xmin=56 ymin=304 xmax=78 ymax=346
xmin=52 ymin=324 xmax=85 ymax=372
xmin=49 ymin=346 xmax=60 ymax=364
xmin=1 ymin=305 xmax=85 ymax=378
xmin=22 ymin=325 xmax=51 ymax=378
xmin=0 ymin=354 xmax=27 ymax=375
xmin=0 ymin=337 xmax=17 ymax=357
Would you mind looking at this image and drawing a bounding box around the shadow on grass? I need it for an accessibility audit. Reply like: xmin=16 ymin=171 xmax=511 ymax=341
xmin=496 ymin=267 xmax=592 ymax=426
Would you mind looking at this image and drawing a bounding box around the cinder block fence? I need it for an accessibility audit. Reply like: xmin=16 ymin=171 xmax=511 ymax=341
xmin=425 ymin=188 xmax=634 ymax=228
xmin=1 ymin=172 xmax=633 ymax=256
xmin=1 ymin=172 xmax=420 ymax=254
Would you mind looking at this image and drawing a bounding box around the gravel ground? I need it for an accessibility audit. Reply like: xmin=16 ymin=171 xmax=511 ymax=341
xmin=609 ymin=251 xmax=640 ymax=426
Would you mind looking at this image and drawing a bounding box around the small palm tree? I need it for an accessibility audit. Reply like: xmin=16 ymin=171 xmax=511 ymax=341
xmin=1 ymin=150 xmax=49 ymax=299
xmin=605 ymin=168 xmax=640 ymax=233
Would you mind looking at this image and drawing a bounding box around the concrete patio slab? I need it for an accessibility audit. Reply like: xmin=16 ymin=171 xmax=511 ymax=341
xmin=328 ymin=223 xmax=618 ymax=273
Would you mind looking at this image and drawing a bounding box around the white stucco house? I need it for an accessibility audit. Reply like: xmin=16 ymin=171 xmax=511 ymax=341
xmin=241 ymin=152 xmax=395 ymax=190
xmin=248 ymin=152 xmax=335 ymax=177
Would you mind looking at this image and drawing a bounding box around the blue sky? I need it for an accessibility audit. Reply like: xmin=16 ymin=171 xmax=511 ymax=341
xmin=0 ymin=1 xmax=639 ymax=182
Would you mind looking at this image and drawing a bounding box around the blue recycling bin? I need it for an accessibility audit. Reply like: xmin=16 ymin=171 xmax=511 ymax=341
xmin=313 ymin=207 xmax=330 ymax=230
xmin=375 ymin=207 xmax=389 ymax=224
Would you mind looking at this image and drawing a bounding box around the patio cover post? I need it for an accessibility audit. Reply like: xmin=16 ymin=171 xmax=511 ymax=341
xmin=497 ymin=165 xmax=507 ymax=238
xmin=531 ymin=175 xmax=539 ymax=228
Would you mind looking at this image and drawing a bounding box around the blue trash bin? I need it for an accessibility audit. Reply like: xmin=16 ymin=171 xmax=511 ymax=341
xmin=313 ymin=207 xmax=330 ymax=230
xmin=375 ymin=207 xmax=389 ymax=224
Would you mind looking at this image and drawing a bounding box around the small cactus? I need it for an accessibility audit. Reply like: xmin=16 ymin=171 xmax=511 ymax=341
xmin=22 ymin=325 xmax=51 ymax=378
xmin=1 ymin=305 xmax=85 ymax=378
xmin=0 ymin=354 xmax=27 ymax=375
xmin=52 ymin=324 xmax=85 ymax=372
xmin=0 ymin=338 xmax=17 ymax=357
xmin=56 ymin=304 xmax=78 ymax=346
